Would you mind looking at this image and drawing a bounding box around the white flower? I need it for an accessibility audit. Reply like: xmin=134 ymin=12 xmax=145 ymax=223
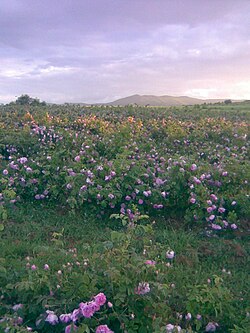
xmin=166 ymin=250 xmax=175 ymax=259
xmin=45 ymin=311 xmax=58 ymax=325
xmin=166 ymin=324 xmax=175 ymax=332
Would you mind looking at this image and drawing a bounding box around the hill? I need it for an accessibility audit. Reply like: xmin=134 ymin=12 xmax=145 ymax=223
xmin=107 ymin=94 xmax=225 ymax=106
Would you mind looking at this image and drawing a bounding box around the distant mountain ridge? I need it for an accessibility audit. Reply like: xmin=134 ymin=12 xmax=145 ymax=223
xmin=107 ymin=94 xmax=226 ymax=106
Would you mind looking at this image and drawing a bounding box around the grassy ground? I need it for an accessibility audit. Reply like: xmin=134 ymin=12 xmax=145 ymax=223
xmin=1 ymin=203 xmax=249 ymax=332
xmin=0 ymin=102 xmax=249 ymax=332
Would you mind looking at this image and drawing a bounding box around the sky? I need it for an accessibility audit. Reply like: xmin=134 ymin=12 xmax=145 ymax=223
xmin=0 ymin=0 xmax=250 ymax=104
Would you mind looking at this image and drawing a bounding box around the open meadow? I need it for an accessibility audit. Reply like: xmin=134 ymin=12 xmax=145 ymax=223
xmin=0 ymin=102 xmax=249 ymax=333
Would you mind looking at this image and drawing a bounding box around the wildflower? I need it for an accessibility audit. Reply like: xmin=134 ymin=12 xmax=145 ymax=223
xmin=135 ymin=282 xmax=150 ymax=295
xmin=211 ymin=224 xmax=222 ymax=230
xmin=218 ymin=207 xmax=226 ymax=213
xmin=65 ymin=324 xmax=78 ymax=333
xmin=94 ymin=293 xmax=107 ymax=307
xmin=155 ymin=178 xmax=164 ymax=185
xmin=12 ymin=304 xmax=23 ymax=311
xmin=185 ymin=313 xmax=192 ymax=320
xmin=2 ymin=169 xmax=8 ymax=175
xmin=207 ymin=207 xmax=213 ymax=213
xmin=210 ymin=194 xmax=218 ymax=201
xmin=153 ymin=204 xmax=163 ymax=209
xmin=31 ymin=265 xmax=37 ymax=271
xmin=80 ymin=301 xmax=98 ymax=318
xmin=205 ymin=322 xmax=218 ymax=332
xmin=71 ymin=309 xmax=80 ymax=322
xmin=176 ymin=313 xmax=183 ymax=319
xmin=165 ymin=324 xmax=175 ymax=332
xmin=60 ymin=313 xmax=72 ymax=323
xmin=193 ymin=177 xmax=201 ymax=184
xmin=145 ymin=260 xmax=156 ymax=266
xmin=9 ymin=162 xmax=19 ymax=170
xmin=190 ymin=164 xmax=197 ymax=171
xmin=209 ymin=215 xmax=215 ymax=221
xmin=231 ymin=223 xmax=238 ymax=229
xmin=138 ymin=199 xmax=144 ymax=204
xmin=231 ymin=201 xmax=237 ymax=206
xmin=19 ymin=157 xmax=28 ymax=164
xmin=96 ymin=324 xmax=114 ymax=333
xmin=196 ymin=314 xmax=202 ymax=320
xmin=44 ymin=264 xmax=50 ymax=270
xmin=107 ymin=302 xmax=113 ymax=308
xmin=66 ymin=184 xmax=72 ymax=190
xmin=190 ymin=198 xmax=196 ymax=204
xmin=74 ymin=156 xmax=81 ymax=162
xmin=80 ymin=185 xmax=87 ymax=191
xmin=166 ymin=250 xmax=175 ymax=259
xmin=222 ymin=220 xmax=229 ymax=227
xmin=45 ymin=310 xmax=59 ymax=325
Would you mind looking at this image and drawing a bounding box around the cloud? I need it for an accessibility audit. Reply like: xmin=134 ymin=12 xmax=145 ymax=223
xmin=0 ymin=0 xmax=250 ymax=103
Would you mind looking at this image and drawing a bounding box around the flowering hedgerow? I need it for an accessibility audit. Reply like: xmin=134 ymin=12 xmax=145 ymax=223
xmin=0 ymin=104 xmax=249 ymax=332
xmin=1 ymin=104 xmax=249 ymax=233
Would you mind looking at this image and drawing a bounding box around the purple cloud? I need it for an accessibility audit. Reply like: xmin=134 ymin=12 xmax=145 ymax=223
xmin=0 ymin=0 xmax=250 ymax=103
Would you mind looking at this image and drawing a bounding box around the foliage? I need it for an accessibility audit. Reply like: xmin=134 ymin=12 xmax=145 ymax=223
xmin=0 ymin=102 xmax=249 ymax=332
xmin=14 ymin=94 xmax=46 ymax=106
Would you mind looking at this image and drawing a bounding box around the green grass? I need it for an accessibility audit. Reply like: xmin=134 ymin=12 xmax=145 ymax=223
xmin=0 ymin=101 xmax=249 ymax=332
xmin=1 ymin=203 xmax=249 ymax=315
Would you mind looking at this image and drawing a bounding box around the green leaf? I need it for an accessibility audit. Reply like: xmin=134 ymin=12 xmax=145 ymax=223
xmin=103 ymin=241 xmax=114 ymax=250
xmin=82 ymin=273 xmax=90 ymax=285
xmin=122 ymin=218 xmax=127 ymax=226
xmin=111 ymin=230 xmax=124 ymax=242
xmin=78 ymin=324 xmax=90 ymax=333
xmin=0 ymin=265 xmax=7 ymax=277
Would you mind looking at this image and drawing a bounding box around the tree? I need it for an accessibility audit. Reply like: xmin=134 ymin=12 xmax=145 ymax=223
xmin=15 ymin=94 xmax=46 ymax=106
xmin=224 ymin=99 xmax=232 ymax=104
xmin=16 ymin=94 xmax=32 ymax=105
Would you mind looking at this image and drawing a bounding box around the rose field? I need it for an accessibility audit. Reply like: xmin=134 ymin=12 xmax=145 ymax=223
xmin=0 ymin=102 xmax=249 ymax=333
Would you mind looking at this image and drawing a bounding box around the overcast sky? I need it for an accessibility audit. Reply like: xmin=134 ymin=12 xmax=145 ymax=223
xmin=0 ymin=0 xmax=250 ymax=104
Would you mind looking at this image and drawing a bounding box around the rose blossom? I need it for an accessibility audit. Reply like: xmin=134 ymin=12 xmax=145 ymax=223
xmin=94 ymin=293 xmax=107 ymax=307
xmin=166 ymin=250 xmax=175 ymax=259
xmin=45 ymin=310 xmax=59 ymax=325
xmin=96 ymin=325 xmax=114 ymax=333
